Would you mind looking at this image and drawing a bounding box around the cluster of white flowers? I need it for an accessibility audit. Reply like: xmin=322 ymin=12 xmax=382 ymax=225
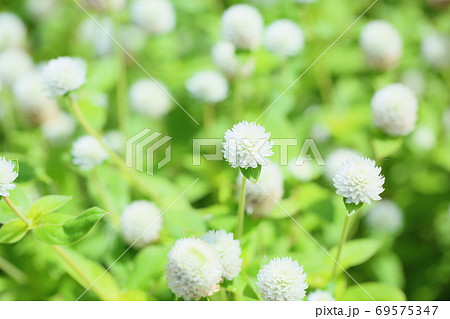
xmin=223 ymin=121 xmax=274 ymax=169
xmin=41 ymin=111 xmax=76 ymax=144
xmin=371 ymin=83 xmax=418 ymax=136
xmin=264 ymin=19 xmax=304 ymax=57
xmin=130 ymin=0 xmax=176 ymax=35
xmin=359 ymin=20 xmax=403 ymax=69
xmin=256 ymin=257 xmax=308 ymax=301
xmin=307 ymin=290 xmax=335 ymax=301
xmin=121 ymin=200 xmax=163 ymax=248
xmin=0 ymin=12 xmax=26 ymax=50
xmin=421 ymin=33 xmax=450 ymax=69
xmin=129 ymin=78 xmax=172 ymax=118
xmin=289 ymin=158 xmax=322 ymax=182
xmin=211 ymin=41 xmax=255 ymax=79
xmin=71 ymin=135 xmax=109 ymax=170
xmin=0 ymin=157 xmax=19 ymax=197
xmin=333 ymin=157 xmax=385 ymax=205
xmin=324 ymin=148 xmax=361 ymax=181
xmin=41 ymin=57 xmax=87 ymax=97
xmin=365 ymin=199 xmax=403 ymax=234
xmin=185 ymin=71 xmax=228 ymax=103
xmin=0 ymin=48 xmax=33 ymax=86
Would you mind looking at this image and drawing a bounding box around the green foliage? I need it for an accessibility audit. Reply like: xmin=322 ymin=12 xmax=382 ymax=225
xmin=239 ymin=165 xmax=262 ymax=183
xmin=340 ymin=282 xmax=407 ymax=301
xmin=0 ymin=220 xmax=28 ymax=244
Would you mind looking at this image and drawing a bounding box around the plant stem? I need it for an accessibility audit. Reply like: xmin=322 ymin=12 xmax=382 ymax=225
xmin=0 ymin=254 xmax=27 ymax=284
xmin=3 ymin=197 xmax=31 ymax=226
xmin=332 ymin=214 xmax=351 ymax=280
xmin=236 ymin=175 xmax=247 ymax=240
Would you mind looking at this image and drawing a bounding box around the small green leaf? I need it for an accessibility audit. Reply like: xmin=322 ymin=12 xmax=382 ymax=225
xmin=340 ymin=282 xmax=406 ymax=301
xmin=28 ymin=195 xmax=72 ymax=222
xmin=0 ymin=219 xmax=28 ymax=244
xmin=239 ymin=165 xmax=262 ymax=183
xmin=329 ymin=238 xmax=380 ymax=269
xmin=344 ymin=199 xmax=363 ymax=216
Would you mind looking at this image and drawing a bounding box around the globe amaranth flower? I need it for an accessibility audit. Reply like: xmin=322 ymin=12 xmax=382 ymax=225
xmin=185 ymin=71 xmax=228 ymax=103
xmin=0 ymin=12 xmax=26 ymax=50
xmin=238 ymin=160 xmax=283 ymax=218
xmin=256 ymin=257 xmax=308 ymax=301
xmin=71 ymin=135 xmax=108 ymax=170
xmin=324 ymin=148 xmax=361 ymax=181
xmin=211 ymin=41 xmax=255 ymax=79
xmin=307 ymin=290 xmax=335 ymax=301
xmin=201 ymin=230 xmax=242 ymax=280
xmin=129 ymin=78 xmax=172 ymax=118
xmin=421 ymin=33 xmax=450 ymax=69
xmin=365 ymin=199 xmax=403 ymax=234
xmin=264 ymin=19 xmax=304 ymax=57
xmin=371 ymin=83 xmax=418 ymax=136
xmin=333 ymin=157 xmax=385 ymax=205
xmin=223 ymin=121 xmax=274 ymax=169
xmin=121 ymin=200 xmax=163 ymax=248
xmin=41 ymin=111 xmax=76 ymax=144
xmin=0 ymin=157 xmax=19 ymax=197
xmin=130 ymin=0 xmax=176 ymax=35
xmin=41 ymin=56 xmax=86 ymax=97
xmin=221 ymin=4 xmax=263 ymax=50
xmin=166 ymin=237 xmax=223 ymax=300
xmin=0 ymin=48 xmax=33 ymax=86
xmin=359 ymin=20 xmax=402 ymax=69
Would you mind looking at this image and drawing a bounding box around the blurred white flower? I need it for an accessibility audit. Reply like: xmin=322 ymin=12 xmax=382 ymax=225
xmin=421 ymin=33 xmax=450 ymax=69
xmin=0 ymin=12 xmax=26 ymax=50
xmin=211 ymin=41 xmax=255 ymax=79
xmin=289 ymin=158 xmax=322 ymax=182
xmin=333 ymin=157 xmax=385 ymax=205
xmin=26 ymin=0 xmax=57 ymax=20
xmin=78 ymin=17 xmax=113 ymax=57
xmin=186 ymin=71 xmax=228 ymax=103
xmin=103 ymin=131 xmax=126 ymax=154
xmin=201 ymin=230 xmax=242 ymax=280
xmin=0 ymin=48 xmax=33 ymax=86
xmin=324 ymin=148 xmax=361 ymax=181
xmin=223 ymin=121 xmax=274 ymax=169
xmin=360 ymin=20 xmax=403 ymax=69
xmin=400 ymin=69 xmax=425 ymax=97
xmin=411 ymin=126 xmax=436 ymax=151
xmin=365 ymin=199 xmax=403 ymax=234
xmin=71 ymin=135 xmax=108 ymax=170
xmin=166 ymin=237 xmax=223 ymax=300
xmin=129 ymin=78 xmax=172 ymax=118
xmin=221 ymin=4 xmax=263 ymax=50
xmin=310 ymin=122 xmax=331 ymax=143
xmin=41 ymin=111 xmax=76 ymax=144
xmin=256 ymin=257 xmax=308 ymax=301
xmin=307 ymin=290 xmax=335 ymax=301
xmin=0 ymin=156 xmax=19 ymax=197
xmin=131 ymin=0 xmax=176 ymax=35
xmin=41 ymin=57 xmax=86 ymax=97
xmin=371 ymin=83 xmax=418 ymax=136
xmin=264 ymin=19 xmax=304 ymax=57
xmin=121 ymin=200 xmax=162 ymax=248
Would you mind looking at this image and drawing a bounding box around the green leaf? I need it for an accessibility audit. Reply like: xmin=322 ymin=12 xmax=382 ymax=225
xmin=239 ymin=165 xmax=261 ymax=183
xmin=32 ymin=207 xmax=107 ymax=246
xmin=0 ymin=186 xmax=31 ymax=223
xmin=0 ymin=219 xmax=28 ymax=244
xmin=344 ymin=199 xmax=363 ymax=216
xmin=340 ymin=282 xmax=406 ymax=301
xmin=28 ymin=195 xmax=72 ymax=222
xmin=329 ymin=238 xmax=380 ymax=269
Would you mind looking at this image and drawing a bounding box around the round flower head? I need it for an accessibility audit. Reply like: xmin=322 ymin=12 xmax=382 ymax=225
xmin=41 ymin=57 xmax=86 ymax=97
xmin=71 ymin=135 xmax=109 ymax=170
xmin=365 ymin=199 xmax=403 ymax=234
xmin=0 ymin=12 xmax=26 ymax=50
xmin=307 ymin=290 xmax=335 ymax=301
xmin=186 ymin=71 xmax=228 ymax=103
xmin=400 ymin=69 xmax=425 ymax=97
xmin=130 ymin=0 xmax=176 ymax=35
xmin=359 ymin=20 xmax=403 ymax=69
xmin=333 ymin=157 xmax=385 ymax=205
xmin=121 ymin=200 xmax=163 ymax=248
xmin=264 ymin=19 xmax=304 ymax=57
xmin=41 ymin=111 xmax=76 ymax=144
xmin=0 ymin=157 xmax=19 ymax=197
xmin=129 ymin=78 xmax=172 ymax=118
xmin=221 ymin=4 xmax=263 ymax=50
xmin=223 ymin=121 xmax=274 ymax=169
xmin=238 ymin=160 xmax=283 ymax=218
xmin=289 ymin=157 xmax=322 ymax=182
xmin=324 ymin=148 xmax=361 ymax=181
xmin=421 ymin=34 xmax=450 ymax=69
xmin=0 ymin=48 xmax=33 ymax=86
xmin=166 ymin=237 xmax=223 ymax=300
xmin=256 ymin=257 xmax=308 ymax=301
xmin=211 ymin=41 xmax=255 ymax=79
xmin=371 ymin=83 xmax=418 ymax=136
xmin=201 ymin=230 xmax=242 ymax=280
xmin=103 ymin=130 xmax=126 ymax=154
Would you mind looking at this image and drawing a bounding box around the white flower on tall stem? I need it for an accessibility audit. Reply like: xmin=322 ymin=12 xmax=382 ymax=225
xmin=41 ymin=56 xmax=86 ymax=97
xmin=264 ymin=19 xmax=304 ymax=57
xmin=0 ymin=12 xmax=26 ymax=50
xmin=186 ymin=71 xmax=228 ymax=104
xmin=130 ymin=0 xmax=176 ymax=35
xmin=129 ymin=78 xmax=172 ymax=118
xmin=71 ymin=135 xmax=109 ymax=170
xmin=0 ymin=157 xmax=19 ymax=197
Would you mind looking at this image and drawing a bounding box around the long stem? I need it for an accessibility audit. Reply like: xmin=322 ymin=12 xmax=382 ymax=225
xmin=0 ymin=254 xmax=27 ymax=284
xmin=332 ymin=214 xmax=351 ymax=279
xmin=236 ymin=175 xmax=247 ymax=240
xmin=3 ymin=197 xmax=31 ymax=226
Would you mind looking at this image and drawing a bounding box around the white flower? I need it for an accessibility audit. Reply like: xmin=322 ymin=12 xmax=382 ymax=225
xmin=238 ymin=160 xmax=283 ymax=218
xmin=307 ymin=290 xmax=335 ymax=301
xmin=365 ymin=199 xmax=403 ymax=234
xmin=211 ymin=41 xmax=255 ymax=79
xmin=421 ymin=33 xmax=450 ymax=69
xmin=333 ymin=157 xmax=385 ymax=205
xmin=103 ymin=131 xmax=126 ymax=154
xmin=0 ymin=157 xmax=19 ymax=197
xmin=400 ymin=69 xmax=425 ymax=97
xmin=130 ymin=0 xmax=176 ymax=35
xmin=289 ymin=158 xmax=322 ymax=182
xmin=41 ymin=57 xmax=86 ymax=97
xmin=166 ymin=237 xmax=223 ymax=300
xmin=0 ymin=48 xmax=33 ymax=86
xmin=411 ymin=126 xmax=436 ymax=151
xmin=26 ymin=0 xmax=57 ymax=20
xmin=78 ymin=17 xmax=113 ymax=57
xmin=41 ymin=111 xmax=76 ymax=143
xmin=324 ymin=148 xmax=361 ymax=181
xmin=0 ymin=12 xmax=26 ymax=50
xmin=186 ymin=71 xmax=228 ymax=103
xmin=371 ymin=83 xmax=418 ymax=136
xmin=221 ymin=4 xmax=264 ymax=50
xmin=129 ymin=78 xmax=172 ymax=118
xmin=256 ymin=257 xmax=308 ymax=301
xmin=359 ymin=20 xmax=403 ymax=69
xmin=71 ymin=135 xmax=109 ymax=170
xmin=264 ymin=19 xmax=304 ymax=57
xmin=121 ymin=200 xmax=163 ymax=248
xmin=201 ymin=230 xmax=242 ymax=280
xmin=223 ymin=121 xmax=274 ymax=169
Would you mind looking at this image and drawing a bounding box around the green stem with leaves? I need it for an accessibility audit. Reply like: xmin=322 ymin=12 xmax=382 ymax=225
xmin=236 ymin=175 xmax=247 ymax=240
xmin=332 ymin=214 xmax=351 ymax=280
xmin=3 ymin=197 xmax=31 ymax=226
